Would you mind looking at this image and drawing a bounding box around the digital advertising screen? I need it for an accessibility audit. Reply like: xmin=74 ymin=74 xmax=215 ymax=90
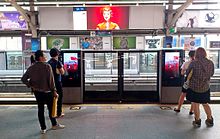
xmin=164 ymin=52 xmax=180 ymax=79
xmin=62 ymin=52 xmax=81 ymax=87
xmin=87 ymin=6 xmax=129 ymax=30
xmin=31 ymin=38 xmax=40 ymax=52
xmin=162 ymin=51 xmax=183 ymax=86
xmin=0 ymin=12 xmax=27 ymax=30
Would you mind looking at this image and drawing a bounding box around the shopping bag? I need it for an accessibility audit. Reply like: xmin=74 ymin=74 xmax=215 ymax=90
xmin=183 ymin=80 xmax=189 ymax=89
xmin=52 ymin=97 xmax=58 ymax=118
xmin=183 ymin=69 xmax=193 ymax=90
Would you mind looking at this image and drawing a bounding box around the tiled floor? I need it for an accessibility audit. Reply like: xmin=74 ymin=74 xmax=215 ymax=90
xmin=0 ymin=104 xmax=220 ymax=139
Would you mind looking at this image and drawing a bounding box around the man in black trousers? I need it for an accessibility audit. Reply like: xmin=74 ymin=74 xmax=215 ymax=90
xmin=21 ymin=50 xmax=65 ymax=134
xmin=48 ymin=48 xmax=65 ymax=118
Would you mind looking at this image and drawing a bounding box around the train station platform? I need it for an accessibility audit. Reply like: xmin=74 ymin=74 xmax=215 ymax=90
xmin=0 ymin=104 xmax=220 ymax=139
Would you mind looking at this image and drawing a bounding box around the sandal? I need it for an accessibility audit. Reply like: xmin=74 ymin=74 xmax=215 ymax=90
xmin=174 ymin=108 xmax=180 ymax=113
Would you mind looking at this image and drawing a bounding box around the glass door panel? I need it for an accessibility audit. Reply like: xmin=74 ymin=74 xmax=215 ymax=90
xmin=123 ymin=52 xmax=158 ymax=91
xmin=207 ymin=50 xmax=220 ymax=98
xmin=84 ymin=52 xmax=118 ymax=92
xmin=6 ymin=51 xmax=22 ymax=70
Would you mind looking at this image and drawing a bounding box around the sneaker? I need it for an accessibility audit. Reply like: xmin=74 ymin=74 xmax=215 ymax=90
xmin=40 ymin=129 xmax=47 ymax=134
xmin=192 ymin=119 xmax=201 ymax=127
xmin=56 ymin=113 xmax=65 ymax=118
xmin=189 ymin=111 xmax=194 ymax=115
xmin=205 ymin=117 xmax=214 ymax=127
xmin=52 ymin=124 xmax=65 ymax=130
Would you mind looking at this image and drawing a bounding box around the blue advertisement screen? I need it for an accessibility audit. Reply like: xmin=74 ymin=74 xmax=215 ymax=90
xmin=31 ymin=38 xmax=40 ymax=52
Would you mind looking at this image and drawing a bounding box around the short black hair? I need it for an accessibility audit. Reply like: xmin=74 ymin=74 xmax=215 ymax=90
xmin=50 ymin=48 xmax=60 ymax=57
xmin=188 ymin=50 xmax=195 ymax=58
xmin=35 ymin=50 xmax=44 ymax=61
xmin=30 ymin=55 xmax=35 ymax=64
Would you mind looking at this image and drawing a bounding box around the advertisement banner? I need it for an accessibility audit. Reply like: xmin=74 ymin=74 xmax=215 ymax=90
xmin=0 ymin=12 xmax=27 ymax=30
xmin=47 ymin=36 xmax=70 ymax=50
xmin=210 ymin=41 xmax=220 ymax=48
xmin=113 ymin=36 xmax=136 ymax=49
xmin=87 ymin=6 xmax=129 ymax=30
xmin=182 ymin=37 xmax=201 ymax=50
xmin=146 ymin=38 xmax=161 ymax=49
xmin=176 ymin=10 xmax=220 ymax=28
xmin=22 ymin=33 xmax=32 ymax=51
xmin=31 ymin=38 xmax=40 ymax=52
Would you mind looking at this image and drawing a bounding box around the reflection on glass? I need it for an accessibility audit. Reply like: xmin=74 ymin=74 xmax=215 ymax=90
xmin=6 ymin=51 xmax=22 ymax=70
xmin=84 ymin=52 xmax=118 ymax=91
xmin=94 ymin=53 xmax=105 ymax=69
xmin=207 ymin=50 xmax=220 ymax=97
xmin=208 ymin=51 xmax=219 ymax=69
xmin=123 ymin=52 xmax=158 ymax=91
xmin=123 ymin=53 xmax=129 ymax=69
xmin=0 ymin=52 xmax=6 ymax=70
xmin=139 ymin=53 xmax=157 ymax=73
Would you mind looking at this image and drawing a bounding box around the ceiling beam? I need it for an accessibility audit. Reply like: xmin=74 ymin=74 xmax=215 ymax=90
xmin=166 ymin=0 xmax=193 ymax=35
xmin=5 ymin=0 xmax=37 ymax=37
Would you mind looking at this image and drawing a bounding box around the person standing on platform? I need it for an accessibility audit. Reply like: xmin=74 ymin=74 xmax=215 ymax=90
xmin=21 ymin=50 xmax=65 ymax=134
xmin=174 ymin=50 xmax=195 ymax=115
xmin=186 ymin=47 xmax=214 ymax=127
xmin=30 ymin=54 xmax=36 ymax=65
xmin=48 ymin=48 xmax=65 ymax=118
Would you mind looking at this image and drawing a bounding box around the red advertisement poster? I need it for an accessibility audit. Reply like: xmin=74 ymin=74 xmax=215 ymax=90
xmin=87 ymin=6 xmax=129 ymax=30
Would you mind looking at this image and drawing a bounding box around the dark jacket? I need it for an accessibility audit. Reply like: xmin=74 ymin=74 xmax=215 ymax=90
xmin=21 ymin=62 xmax=56 ymax=92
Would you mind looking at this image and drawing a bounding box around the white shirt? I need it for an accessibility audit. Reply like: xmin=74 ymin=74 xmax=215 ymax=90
xmin=181 ymin=60 xmax=192 ymax=75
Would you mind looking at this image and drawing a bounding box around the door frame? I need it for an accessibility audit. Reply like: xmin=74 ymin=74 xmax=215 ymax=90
xmin=83 ymin=50 xmax=159 ymax=103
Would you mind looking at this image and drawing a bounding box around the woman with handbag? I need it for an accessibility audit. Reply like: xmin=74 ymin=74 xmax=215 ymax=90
xmin=186 ymin=47 xmax=214 ymax=127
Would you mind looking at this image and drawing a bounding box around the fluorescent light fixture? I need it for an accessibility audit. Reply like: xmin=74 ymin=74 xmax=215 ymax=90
xmin=25 ymin=33 xmax=32 ymax=36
